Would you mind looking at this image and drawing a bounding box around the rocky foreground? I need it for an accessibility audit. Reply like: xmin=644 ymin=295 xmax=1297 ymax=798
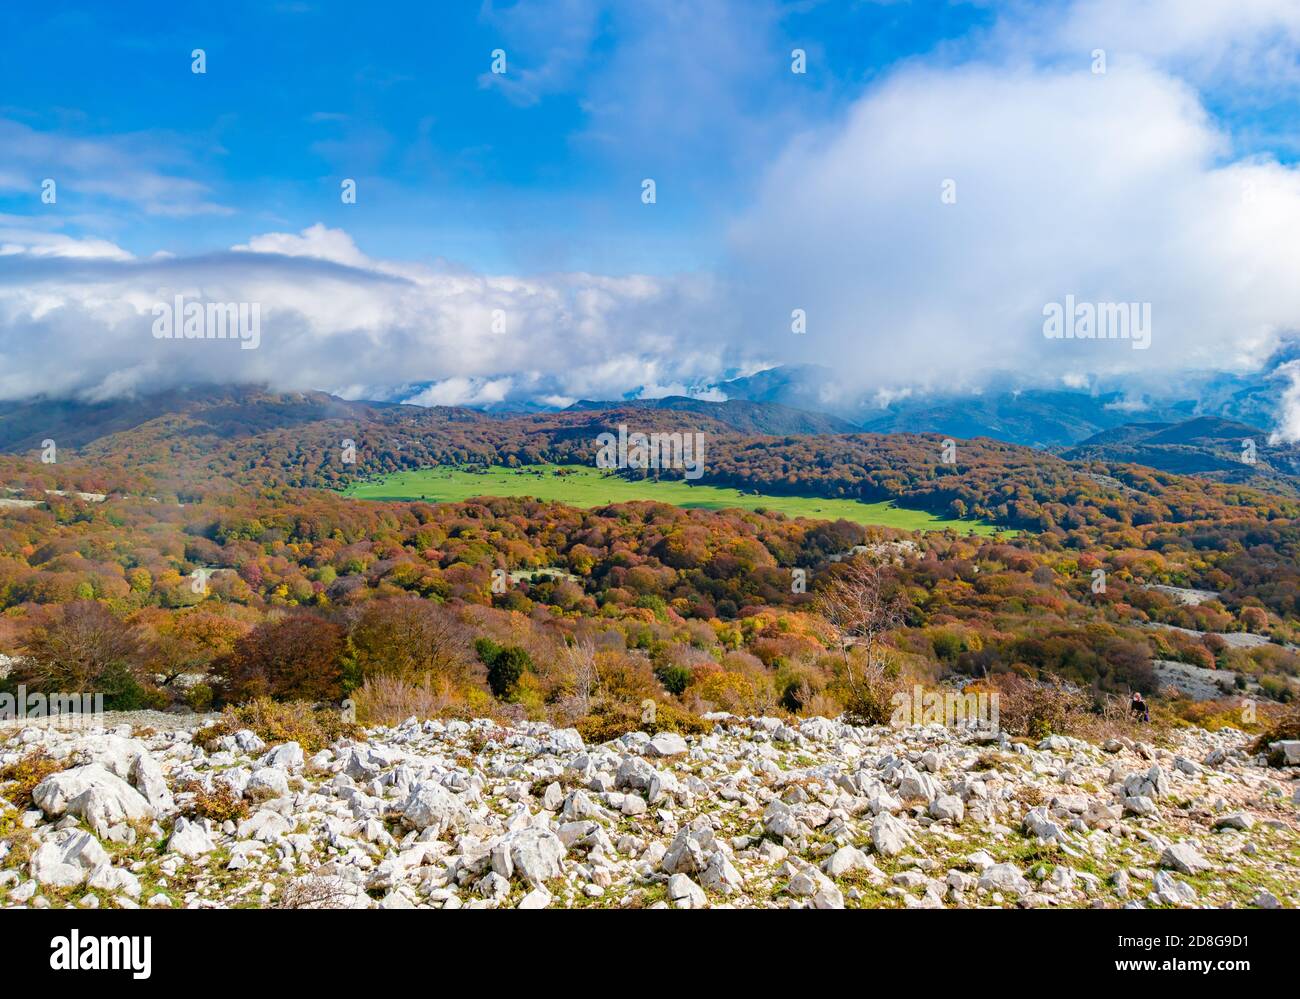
xmin=2 ymin=714 xmax=1297 ymax=909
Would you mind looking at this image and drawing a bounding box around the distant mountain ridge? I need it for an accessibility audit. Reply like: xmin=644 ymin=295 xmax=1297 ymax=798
xmin=709 ymin=347 xmax=1300 ymax=449
xmin=564 ymin=395 xmax=859 ymax=435
xmin=3 ymin=352 xmax=1300 ymax=496
xmin=1062 ymin=416 xmax=1300 ymax=495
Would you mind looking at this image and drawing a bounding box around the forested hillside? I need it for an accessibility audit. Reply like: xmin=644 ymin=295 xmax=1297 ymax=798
xmin=0 ymin=386 xmax=1297 ymax=734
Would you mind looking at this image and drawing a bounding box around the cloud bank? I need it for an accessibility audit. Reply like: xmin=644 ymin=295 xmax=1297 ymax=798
xmin=731 ymin=61 xmax=1300 ymax=400
xmin=0 ymin=224 xmax=732 ymax=405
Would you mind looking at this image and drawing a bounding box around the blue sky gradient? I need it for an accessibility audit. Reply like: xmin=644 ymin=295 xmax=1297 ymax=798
xmin=0 ymin=1 xmax=1009 ymax=271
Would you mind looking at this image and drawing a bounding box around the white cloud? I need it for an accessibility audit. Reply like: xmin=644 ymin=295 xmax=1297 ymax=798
xmin=402 ymin=376 xmax=514 ymax=408
xmin=6 ymin=0 xmax=1300 ymax=443
xmin=1024 ymin=0 xmax=1300 ymax=83
xmin=0 ymin=118 xmax=230 ymax=218
xmin=233 ymin=224 xmax=371 ymax=268
xmin=1268 ymin=361 xmax=1300 ymax=443
xmin=729 ymin=61 xmax=1300 ymax=405
xmin=0 ymin=229 xmax=133 ymax=261
xmin=0 ymin=225 xmax=734 ymax=405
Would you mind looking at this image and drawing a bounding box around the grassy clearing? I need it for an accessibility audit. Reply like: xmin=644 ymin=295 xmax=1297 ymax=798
xmin=341 ymin=464 xmax=1003 ymax=536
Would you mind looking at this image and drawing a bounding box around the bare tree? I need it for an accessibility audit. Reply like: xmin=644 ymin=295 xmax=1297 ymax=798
xmin=813 ymin=555 xmax=906 ymax=687
xmin=277 ymin=873 xmax=365 ymax=910
xmin=562 ymin=638 xmax=600 ymax=713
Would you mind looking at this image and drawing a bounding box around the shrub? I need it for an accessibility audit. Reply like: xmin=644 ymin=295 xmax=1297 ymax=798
xmin=278 ymin=875 xmax=366 ymax=910
xmin=774 ymin=659 xmax=830 ymax=715
xmin=592 ymin=651 xmax=659 ymax=705
xmin=482 ymin=644 xmax=532 ymax=700
xmin=691 ymin=670 xmax=761 ymax=715
xmin=1240 ymin=606 xmax=1269 ymax=634
xmin=1251 ymin=703 xmax=1300 ymax=763
xmin=930 ymin=629 xmax=965 ymax=662
xmin=347 ymin=597 xmax=470 ymax=688
xmin=192 ymin=698 xmax=361 ymax=755
xmin=95 ymin=662 xmax=168 ymax=711
xmin=980 ymin=674 xmax=1091 ymax=739
xmin=833 ymin=656 xmax=906 ymax=727
xmin=14 ymin=601 xmax=155 ymax=709
xmin=0 ymin=750 xmax=66 ymax=810
xmin=181 ymin=779 xmax=249 ymax=823
xmin=655 ymin=664 xmax=691 ymax=696
xmin=575 ymin=698 xmax=709 ymax=744
xmin=1172 ymin=697 xmax=1265 ymax=734
xmin=185 ymin=682 xmax=214 ymax=712
xmin=352 ymin=674 xmax=474 ymax=727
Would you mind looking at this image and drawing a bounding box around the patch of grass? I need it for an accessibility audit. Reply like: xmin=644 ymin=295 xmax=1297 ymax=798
xmin=1178 ymin=863 xmax=1294 ymax=908
xmin=624 ymin=881 xmax=670 ymax=909
xmin=0 ymin=809 xmax=36 ymax=871
xmin=838 ymin=868 xmax=903 ymax=909
xmin=972 ymin=751 xmax=1029 ymax=772
xmin=341 ymin=463 xmax=1004 ymax=535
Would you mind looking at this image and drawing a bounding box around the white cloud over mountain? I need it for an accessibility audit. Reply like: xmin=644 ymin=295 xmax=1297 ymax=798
xmin=0 ymin=224 xmax=732 ymax=405
xmin=5 ymin=1 xmax=1300 ymax=438
xmin=732 ymin=61 xmax=1300 ymax=398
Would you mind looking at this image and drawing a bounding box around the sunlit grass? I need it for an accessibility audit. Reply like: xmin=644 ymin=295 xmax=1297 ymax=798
xmin=341 ymin=464 xmax=1004 ymax=535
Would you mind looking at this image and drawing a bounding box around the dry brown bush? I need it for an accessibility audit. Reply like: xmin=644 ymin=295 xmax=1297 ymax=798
xmin=972 ymin=674 xmax=1091 ymax=739
xmin=1251 ymin=702 xmax=1300 ymax=763
xmin=180 ymin=778 xmax=249 ymax=823
xmin=192 ymin=698 xmax=361 ymax=754
xmin=351 ymin=674 xmax=485 ymax=726
xmin=0 ymin=750 xmax=66 ymax=810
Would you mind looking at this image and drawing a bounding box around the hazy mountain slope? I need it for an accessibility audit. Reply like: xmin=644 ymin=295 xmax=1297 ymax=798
xmin=565 ymin=395 xmax=859 ymax=435
xmin=0 ymin=385 xmax=397 ymax=453
xmin=1062 ymin=417 xmax=1300 ymax=494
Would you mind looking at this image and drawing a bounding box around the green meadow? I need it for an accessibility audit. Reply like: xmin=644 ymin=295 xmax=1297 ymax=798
xmin=341 ymin=464 xmax=1003 ymax=535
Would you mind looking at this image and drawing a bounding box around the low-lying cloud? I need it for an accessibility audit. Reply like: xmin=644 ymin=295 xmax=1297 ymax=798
xmin=0 ymin=224 xmax=733 ymax=405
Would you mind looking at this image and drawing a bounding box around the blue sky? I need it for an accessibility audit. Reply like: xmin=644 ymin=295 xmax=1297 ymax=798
xmin=4 ymin=1 xmax=1300 ymax=427
xmin=0 ymin=1 xmax=998 ymax=272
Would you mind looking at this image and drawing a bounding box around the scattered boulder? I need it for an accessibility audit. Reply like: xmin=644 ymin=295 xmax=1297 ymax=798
xmin=491 ymin=827 xmax=566 ymax=886
xmin=167 ymin=817 xmax=216 ymax=857
xmin=400 ymin=782 xmax=469 ymax=836
xmin=32 ymin=764 xmax=155 ymax=835
xmin=29 ymin=829 xmax=109 ymax=888
xmin=978 ymin=863 xmax=1032 ymax=898
xmin=1160 ymin=842 xmax=1212 ymax=876
xmin=1 ymin=709 xmax=1292 ymax=912
xmin=646 ymin=732 xmax=689 ymax=758
xmin=666 ymin=873 xmax=707 ymax=909
xmin=1214 ymin=812 xmax=1255 ymax=831
xmin=870 ymin=812 xmax=911 ymax=857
